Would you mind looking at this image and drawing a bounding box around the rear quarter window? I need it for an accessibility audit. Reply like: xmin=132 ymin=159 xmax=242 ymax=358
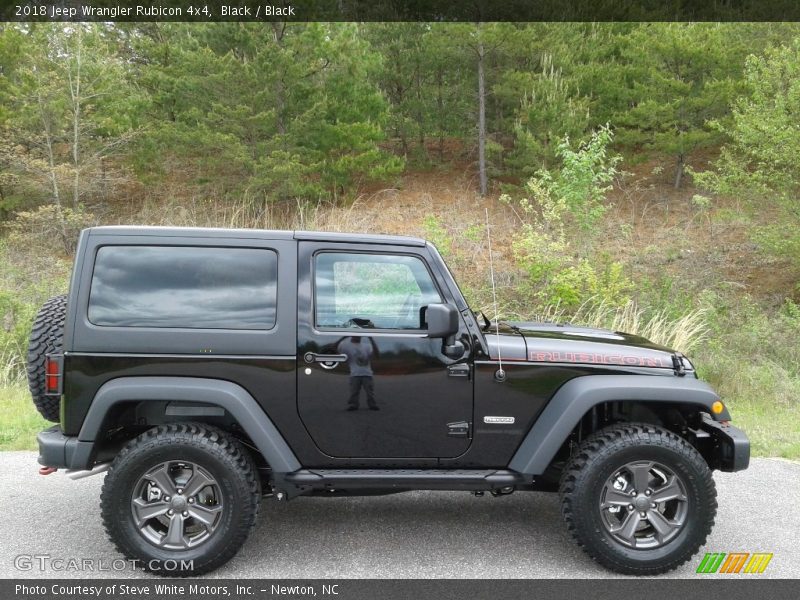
xmin=88 ymin=246 xmax=278 ymax=330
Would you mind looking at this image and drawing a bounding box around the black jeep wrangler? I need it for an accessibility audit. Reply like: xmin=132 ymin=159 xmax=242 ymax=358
xmin=30 ymin=226 xmax=749 ymax=576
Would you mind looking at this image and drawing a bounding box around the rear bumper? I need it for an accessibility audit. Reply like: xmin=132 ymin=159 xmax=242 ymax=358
xmin=700 ymin=416 xmax=750 ymax=472
xmin=37 ymin=426 xmax=94 ymax=470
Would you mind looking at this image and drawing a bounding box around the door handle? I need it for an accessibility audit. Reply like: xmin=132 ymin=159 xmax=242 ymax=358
xmin=447 ymin=421 xmax=471 ymax=438
xmin=303 ymin=353 xmax=348 ymax=369
xmin=447 ymin=363 xmax=470 ymax=378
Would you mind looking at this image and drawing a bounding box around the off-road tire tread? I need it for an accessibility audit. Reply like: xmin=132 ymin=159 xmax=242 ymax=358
xmin=100 ymin=423 xmax=261 ymax=576
xmin=559 ymin=422 xmax=717 ymax=575
xmin=26 ymin=294 xmax=67 ymax=422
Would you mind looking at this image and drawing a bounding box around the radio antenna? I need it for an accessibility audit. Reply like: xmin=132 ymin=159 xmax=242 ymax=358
xmin=485 ymin=208 xmax=505 ymax=381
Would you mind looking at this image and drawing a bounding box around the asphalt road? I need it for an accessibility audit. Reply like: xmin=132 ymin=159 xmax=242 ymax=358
xmin=0 ymin=452 xmax=797 ymax=579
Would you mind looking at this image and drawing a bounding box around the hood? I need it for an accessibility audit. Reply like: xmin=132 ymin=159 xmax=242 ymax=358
xmin=486 ymin=321 xmax=690 ymax=372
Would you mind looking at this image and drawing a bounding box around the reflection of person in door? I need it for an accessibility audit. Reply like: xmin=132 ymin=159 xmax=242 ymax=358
xmin=337 ymin=336 xmax=380 ymax=411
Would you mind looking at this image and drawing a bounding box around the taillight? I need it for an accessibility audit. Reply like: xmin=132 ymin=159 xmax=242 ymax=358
xmin=45 ymin=355 xmax=63 ymax=395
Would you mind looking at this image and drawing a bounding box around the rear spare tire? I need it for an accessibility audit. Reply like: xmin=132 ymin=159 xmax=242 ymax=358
xmin=26 ymin=294 xmax=67 ymax=422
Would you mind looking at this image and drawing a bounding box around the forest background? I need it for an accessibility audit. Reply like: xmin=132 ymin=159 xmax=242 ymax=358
xmin=1 ymin=22 xmax=798 ymax=456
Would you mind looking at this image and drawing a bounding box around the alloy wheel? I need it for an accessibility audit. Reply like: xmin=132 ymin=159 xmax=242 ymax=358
xmin=599 ymin=460 xmax=689 ymax=549
xmin=130 ymin=461 xmax=224 ymax=550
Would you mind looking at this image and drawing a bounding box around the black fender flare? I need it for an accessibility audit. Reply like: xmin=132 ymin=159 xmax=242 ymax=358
xmin=508 ymin=374 xmax=728 ymax=476
xmin=78 ymin=376 xmax=301 ymax=474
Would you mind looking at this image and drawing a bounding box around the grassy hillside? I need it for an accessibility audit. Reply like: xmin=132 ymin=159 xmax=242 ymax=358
xmin=1 ymin=162 xmax=798 ymax=457
xmin=0 ymin=385 xmax=50 ymax=450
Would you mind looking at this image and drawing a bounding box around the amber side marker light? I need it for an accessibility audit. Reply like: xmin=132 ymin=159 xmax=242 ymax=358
xmin=711 ymin=401 xmax=725 ymax=415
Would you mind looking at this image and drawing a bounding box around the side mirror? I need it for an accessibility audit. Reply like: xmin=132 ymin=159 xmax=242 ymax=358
xmin=425 ymin=303 xmax=459 ymax=338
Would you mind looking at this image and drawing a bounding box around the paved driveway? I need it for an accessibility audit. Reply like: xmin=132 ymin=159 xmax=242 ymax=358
xmin=0 ymin=452 xmax=796 ymax=578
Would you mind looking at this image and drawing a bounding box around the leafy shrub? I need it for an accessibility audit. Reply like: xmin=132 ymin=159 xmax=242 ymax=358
xmin=0 ymin=237 xmax=71 ymax=381
xmin=508 ymin=222 xmax=632 ymax=311
xmin=502 ymin=126 xmax=627 ymax=310
xmin=514 ymin=125 xmax=621 ymax=232
xmin=694 ymin=39 xmax=800 ymax=269
xmin=420 ymin=214 xmax=497 ymax=312
xmin=5 ymin=204 xmax=97 ymax=256
xmin=0 ymin=292 xmax=36 ymax=384
xmin=422 ymin=215 xmax=451 ymax=257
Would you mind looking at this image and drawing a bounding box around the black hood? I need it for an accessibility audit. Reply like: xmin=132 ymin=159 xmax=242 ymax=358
xmin=485 ymin=322 xmax=689 ymax=371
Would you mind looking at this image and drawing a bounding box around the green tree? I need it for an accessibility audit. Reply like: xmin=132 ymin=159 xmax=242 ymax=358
xmin=0 ymin=25 xmax=30 ymax=216
xmin=694 ymin=39 xmax=800 ymax=270
xmin=131 ymin=23 xmax=402 ymax=203
xmin=616 ymin=24 xmax=744 ymax=188
xmin=506 ymin=53 xmax=591 ymax=175
xmin=363 ymin=23 xmax=429 ymax=160
xmin=1 ymin=24 xmax=138 ymax=247
xmin=424 ymin=26 xmax=474 ymax=163
xmin=455 ymin=22 xmax=513 ymax=195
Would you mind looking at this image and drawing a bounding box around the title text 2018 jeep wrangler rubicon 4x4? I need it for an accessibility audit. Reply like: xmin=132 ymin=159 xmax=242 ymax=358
xmin=30 ymin=226 xmax=749 ymax=576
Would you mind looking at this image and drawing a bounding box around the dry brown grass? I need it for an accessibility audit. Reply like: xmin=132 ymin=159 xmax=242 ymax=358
xmin=603 ymin=158 xmax=796 ymax=307
xmin=118 ymin=187 xmax=432 ymax=234
xmin=532 ymin=300 xmax=711 ymax=354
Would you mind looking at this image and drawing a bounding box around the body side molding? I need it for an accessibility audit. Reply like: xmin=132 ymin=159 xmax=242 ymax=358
xmin=79 ymin=376 xmax=301 ymax=473
xmin=508 ymin=374 xmax=727 ymax=476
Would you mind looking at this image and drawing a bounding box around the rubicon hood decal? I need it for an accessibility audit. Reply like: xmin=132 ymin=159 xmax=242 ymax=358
xmin=486 ymin=322 xmax=684 ymax=370
xmin=528 ymin=349 xmax=669 ymax=368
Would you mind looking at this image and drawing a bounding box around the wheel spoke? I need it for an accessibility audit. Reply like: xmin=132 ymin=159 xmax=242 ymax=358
xmin=183 ymin=468 xmax=215 ymax=498
xmin=132 ymin=498 xmax=169 ymax=526
xmin=628 ymin=462 xmax=652 ymax=493
xmin=651 ymin=476 xmax=686 ymax=503
xmin=188 ymin=503 xmax=223 ymax=528
xmin=647 ymin=509 xmax=680 ymax=542
xmin=162 ymin=514 xmax=186 ymax=548
xmin=602 ymin=487 xmax=633 ymax=508
xmin=599 ymin=458 xmax=689 ymax=550
xmin=132 ymin=459 xmax=226 ymax=550
xmin=145 ymin=464 xmax=177 ymax=496
xmin=611 ymin=511 xmax=641 ymax=544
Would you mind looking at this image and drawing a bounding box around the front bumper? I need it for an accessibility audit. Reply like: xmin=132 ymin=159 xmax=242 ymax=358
xmin=37 ymin=425 xmax=95 ymax=470
xmin=699 ymin=416 xmax=750 ymax=472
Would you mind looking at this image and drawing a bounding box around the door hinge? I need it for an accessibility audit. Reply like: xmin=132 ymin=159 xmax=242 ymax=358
xmin=447 ymin=420 xmax=471 ymax=438
xmin=672 ymin=352 xmax=686 ymax=376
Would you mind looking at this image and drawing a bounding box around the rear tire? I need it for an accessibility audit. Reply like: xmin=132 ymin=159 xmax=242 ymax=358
xmin=559 ymin=423 xmax=716 ymax=575
xmin=101 ymin=423 xmax=261 ymax=576
xmin=26 ymin=294 xmax=67 ymax=422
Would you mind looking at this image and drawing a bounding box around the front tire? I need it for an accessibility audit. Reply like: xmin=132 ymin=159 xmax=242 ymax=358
xmin=101 ymin=423 xmax=261 ymax=576
xmin=559 ymin=423 xmax=716 ymax=575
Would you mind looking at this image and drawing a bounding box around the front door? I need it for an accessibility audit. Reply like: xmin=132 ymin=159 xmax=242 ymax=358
xmin=296 ymin=242 xmax=473 ymax=460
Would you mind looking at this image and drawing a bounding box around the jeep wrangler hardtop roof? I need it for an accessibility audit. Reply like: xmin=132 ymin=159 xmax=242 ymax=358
xmin=85 ymin=226 xmax=427 ymax=247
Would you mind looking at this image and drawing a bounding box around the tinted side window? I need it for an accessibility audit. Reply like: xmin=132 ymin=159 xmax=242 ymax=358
xmin=89 ymin=246 xmax=278 ymax=330
xmin=314 ymin=252 xmax=442 ymax=330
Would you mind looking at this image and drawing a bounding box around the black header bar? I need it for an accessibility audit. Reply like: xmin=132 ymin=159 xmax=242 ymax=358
xmin=3 ymin=0 xmax=800 ymax=22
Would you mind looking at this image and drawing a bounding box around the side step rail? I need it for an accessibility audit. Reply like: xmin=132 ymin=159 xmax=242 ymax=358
xmin=281 ymin=468 xmax=531 ymax=496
